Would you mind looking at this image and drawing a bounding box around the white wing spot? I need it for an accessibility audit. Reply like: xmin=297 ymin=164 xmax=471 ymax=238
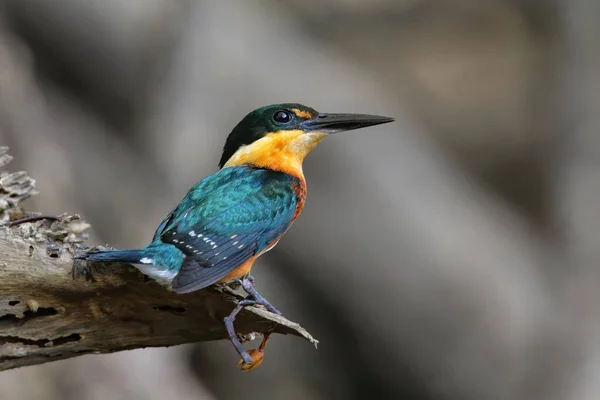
xmin=198 ymin=233 xmax=203 ymax=238
xmin=233 ymin=241 xmax=239 ymax=245
xmin=212 ymin=245 xmax=218 ymax=249
xmin=230 ymin=234 xmax=238 ymax=239
xmin=238 ymin=244 xmax=244 ymax=249
xmin=186 ymin=245 xmax=193 ymax=249
xmin=193 ymin=250 xmax=199 ymax=253
xmin=223 ymin=256 xmax=228 ymax=260
xmin=139 ymin=257 xmax=153 ymax=264
xmin=215 ymin=252 xmax=220 ymax=256
xmin=189 ymin=231 xmax=196 ymax=237
xmin=172 ymin=239 xmax=179 ymax=243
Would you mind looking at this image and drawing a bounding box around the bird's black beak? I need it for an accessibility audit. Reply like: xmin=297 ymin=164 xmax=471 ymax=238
xmin=300 ymin=112 xmax=394 ymax=134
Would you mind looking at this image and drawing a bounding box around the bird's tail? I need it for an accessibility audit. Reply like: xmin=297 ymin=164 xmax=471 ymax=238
xmin=75 ymin=249 xmax=150 ymax=264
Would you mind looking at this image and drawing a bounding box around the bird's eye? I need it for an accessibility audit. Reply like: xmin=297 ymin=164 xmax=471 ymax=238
xmin=273 ymin=110 xmax=292 ymax=124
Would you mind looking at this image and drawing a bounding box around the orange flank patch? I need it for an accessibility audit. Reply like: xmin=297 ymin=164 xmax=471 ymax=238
xmin=291 ymin=108 xmax=314 ymax=119
xmin=223 ymin=129 xmax=326 ymax=179
xmin=291 ymin=179 xmax=307 ymax=223
xmin=218 ymin=256 xmax=256 ymax=283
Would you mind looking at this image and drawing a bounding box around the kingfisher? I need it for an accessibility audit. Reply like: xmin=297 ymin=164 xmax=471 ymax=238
xmin=76 ymin=103 xmax=393 ymax=370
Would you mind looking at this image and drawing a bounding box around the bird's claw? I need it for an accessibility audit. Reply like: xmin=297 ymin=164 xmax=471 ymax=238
xmin=224 ymin=277 xmax=281 ymax=371
xmin=237 ymin=334 xmax=270 ymax=372
xmin=239 ymin=349 xmax=254 ymax=365
xmin=237 ymin=348 xmax=264 ymax=372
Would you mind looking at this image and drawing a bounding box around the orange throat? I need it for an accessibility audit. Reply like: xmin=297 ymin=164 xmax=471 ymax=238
xmin=223 ymin=129 xmax=326 ymax=179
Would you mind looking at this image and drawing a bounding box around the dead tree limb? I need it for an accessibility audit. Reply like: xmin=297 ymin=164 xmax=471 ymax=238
xmin=0 ymin=147 xmax=317 ymax=372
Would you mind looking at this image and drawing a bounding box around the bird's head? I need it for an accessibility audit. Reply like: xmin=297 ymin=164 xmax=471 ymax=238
xmin=219 ymin=103 xmax=394 ymax=176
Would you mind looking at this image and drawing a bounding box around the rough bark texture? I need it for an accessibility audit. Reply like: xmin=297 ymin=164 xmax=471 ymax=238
xmin=0 ymin=147 xmax=316 ymax=372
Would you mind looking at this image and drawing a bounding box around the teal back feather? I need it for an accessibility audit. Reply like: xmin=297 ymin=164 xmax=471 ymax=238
xmin=147 ymin=165 xmax=299 ymax=290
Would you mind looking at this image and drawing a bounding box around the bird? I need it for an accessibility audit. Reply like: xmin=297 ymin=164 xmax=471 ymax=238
xmin=76 ymin=103 xmax=394 ymax=370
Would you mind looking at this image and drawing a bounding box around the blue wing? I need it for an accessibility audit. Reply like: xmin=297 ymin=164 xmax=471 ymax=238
xmin=156 ymin=166 xmax=298 ymax=293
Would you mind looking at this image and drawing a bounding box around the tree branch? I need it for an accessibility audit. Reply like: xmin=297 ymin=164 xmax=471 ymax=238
xmin=0 ymin=147 xmax=317 ymax=372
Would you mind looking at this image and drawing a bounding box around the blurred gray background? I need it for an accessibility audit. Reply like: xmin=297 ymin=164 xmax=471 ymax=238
xmin=1 ymin=0 xmax=599 ymax=399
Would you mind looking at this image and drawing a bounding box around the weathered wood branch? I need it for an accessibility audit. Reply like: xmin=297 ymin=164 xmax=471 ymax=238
xmin=0 ymin=147 xmax=317 ymax=371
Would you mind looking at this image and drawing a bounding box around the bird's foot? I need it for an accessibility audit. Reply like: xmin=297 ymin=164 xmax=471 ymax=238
xmin=237 ymin=333 xmax=270 ymax=372
xmin=224 ymin=299 xmax=257 ymax=365
xmin=240 ymin=276 xmax=282 ymax=315
xmin=223 ymin=276 xmax=282 ymax=369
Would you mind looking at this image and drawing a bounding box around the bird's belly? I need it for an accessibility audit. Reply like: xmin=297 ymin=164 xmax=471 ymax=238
xmin=133 ymin=263 xmax=178 ymax=285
